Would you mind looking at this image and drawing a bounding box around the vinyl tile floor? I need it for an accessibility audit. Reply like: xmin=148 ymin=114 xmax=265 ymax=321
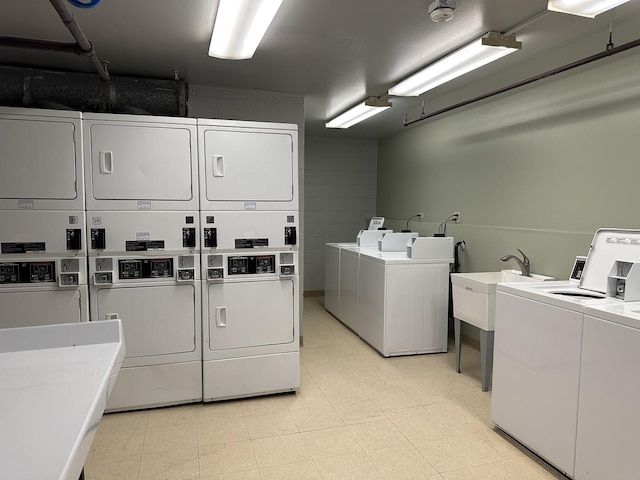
xmin=85 ymin=296 xmax=566 ymax=480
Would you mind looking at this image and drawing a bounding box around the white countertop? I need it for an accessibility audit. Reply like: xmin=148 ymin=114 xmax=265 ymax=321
xmin=0 ymin=320 xmax=125 ymax=480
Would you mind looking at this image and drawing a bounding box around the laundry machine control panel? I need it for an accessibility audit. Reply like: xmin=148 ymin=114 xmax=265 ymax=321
xmin=205 ymin=252 xmax=297 ymax=281
xmin=119 ymin=258 xmax=173 ymax=279
xmin=92 ymin=255 xmax=198 ymax=285
xmin=0 ymin=261 xmax=55 ymax=283
xmin=228 ymin=255 xmax=275 ymax=275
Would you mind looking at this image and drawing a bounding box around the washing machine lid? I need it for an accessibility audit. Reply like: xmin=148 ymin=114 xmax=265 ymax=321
xmin=580 ymin=229 xmax=640 ymax=294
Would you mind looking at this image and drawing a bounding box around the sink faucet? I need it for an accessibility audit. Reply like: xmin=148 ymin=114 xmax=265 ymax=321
xmin=501 ymin=248 xmax=531 ymax=277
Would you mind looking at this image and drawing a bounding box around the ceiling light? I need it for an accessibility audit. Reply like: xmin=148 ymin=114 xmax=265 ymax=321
xmin=209 ymin=0 xmax=283 ymax=60
xmin=428 ymin=0 xmax=456 ymax=22
xmin=388 ymin=32 xmax=522 ymax=97
xmin=326 ymin=98 xmax=392 ymax=129
xmin=547 ymin=0 xmax=631 ymax=18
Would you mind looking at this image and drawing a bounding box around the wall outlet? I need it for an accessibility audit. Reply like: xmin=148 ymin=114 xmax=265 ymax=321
xmin=453 ymin=212 xmax=460 ymax=223
xmin=417 ymin=212 xmax=424 ymax=219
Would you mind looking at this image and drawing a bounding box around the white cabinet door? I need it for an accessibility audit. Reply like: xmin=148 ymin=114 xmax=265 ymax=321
xmin=0 ymin=115 xmax=82 ymax=209
xmin=200 ymin=126 xmax=297 ymax=210
xmin=492 ymin=292 xmax=582 ymax=478
xmin=206 ymin=279 xmax=295 ymax=352
xmin=575 ymin=316 xmax=640 ymax=480
xmin=94 ymin=284 xmax=199 ymax=366
xmin=85 ymin=119 xmax=197 ymax=209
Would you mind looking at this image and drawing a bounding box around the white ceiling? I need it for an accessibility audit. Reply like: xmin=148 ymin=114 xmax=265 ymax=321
xmin=1 ymin=0 xmax=639 ymax=139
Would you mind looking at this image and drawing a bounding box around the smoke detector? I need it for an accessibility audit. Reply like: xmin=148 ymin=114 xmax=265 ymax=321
xmin=428 ymin=0 xmax=456 ymax=22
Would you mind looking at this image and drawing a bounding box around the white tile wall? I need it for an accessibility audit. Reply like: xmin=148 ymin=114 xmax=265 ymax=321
xmin=304 ymin=137 xmax=378 ymax=291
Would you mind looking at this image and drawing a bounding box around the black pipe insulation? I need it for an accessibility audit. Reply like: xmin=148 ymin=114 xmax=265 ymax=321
xmin=404 ymin=37 xmax=640 ymax=127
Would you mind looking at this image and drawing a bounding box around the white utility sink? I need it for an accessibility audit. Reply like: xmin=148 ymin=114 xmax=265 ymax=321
xmin=451 ymin=269 xmax=555 ymax=331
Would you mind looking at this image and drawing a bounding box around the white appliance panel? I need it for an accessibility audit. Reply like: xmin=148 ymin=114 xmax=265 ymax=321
xmin=0 ymin=108 xmax=83 ymax=210
xmin=338 ymin=248 xmax=360 ymax=332
xmin=492 ymin=291 xmax=582 ymax=477
xmin=206 ymin=279 xmax=295 ymax=352
xmin=0 ymin=210 xmax=86 ymax=256
xmin=203 ymin=353 xmax=298 ymax=401
xmin=0 ymin=287 xmax=88 ymax=328
xmin=198 ymin=120 xmax=298 ymax=211
xmin=87 ymin=211 xmax=199 ymax=255
xmin=84 ymin=114 xmax=198 ymax=210
xmin=324 ymin=244 xmax=341 ymax=316
xmin=575 ymin=314 xmax=640 ymax=480
xmin=357 ymin=255 xmax=385 ymax=352
xmin=94 ymin=284 xmax=199 ymax=365
xmin=200 ymin=210 xmax=297 ymax=251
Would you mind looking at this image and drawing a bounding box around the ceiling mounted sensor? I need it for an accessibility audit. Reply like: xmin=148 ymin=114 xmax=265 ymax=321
xmin=428 ymin=0 xmax=456 ymax=22
xmin=325 ymin=97 xmax=392 ymax=129
xmin=388 ymin=31 xmax=521 ymax=97
xmin=547 ymin=0 xmax=631 ymax=18
xmin=209 ymin=0 xmax=283 ymax=60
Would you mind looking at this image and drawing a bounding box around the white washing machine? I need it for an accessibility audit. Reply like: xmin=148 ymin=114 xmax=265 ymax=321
xmin=575 ymin=302 xmax=640 ymax=480
xmin=197 ymin=119 xmax=298 ymax=212
xmin=83 ymin=113 xmax=199 ymax=211
xmin=492 ymin=228 xmax=640 ymax=478
xmin=324 ymin=243 xmax=357 ymax=318
xmin=356 ymin=248 xmax=451 ymax=357
xmin=0 ymin=107 xmax=84 ymax=211
xmin=202 ymin=251 xmax=299 ymax=401
xmin=0 ymin=210 xmax=88 ymax=328
xmin=87 ymin=211 xmax=201 ymax=411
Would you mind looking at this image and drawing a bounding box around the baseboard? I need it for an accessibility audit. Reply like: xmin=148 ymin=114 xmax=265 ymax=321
xmin=461 ymin=334 xmax=480 ymax=351
xmin=304 ymin=290 xmax=324 ymax=297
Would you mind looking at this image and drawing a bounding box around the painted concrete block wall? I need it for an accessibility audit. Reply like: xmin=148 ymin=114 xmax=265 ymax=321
xmin=377 ymin=50 xmax=640 ymax=282
xmin=304 ymin=137 xmax=378 ymax=291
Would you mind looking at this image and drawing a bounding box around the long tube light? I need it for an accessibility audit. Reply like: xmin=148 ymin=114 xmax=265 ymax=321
xmin=388 ymin=32 xmax=521 ymax=97
xmin=325 ymin=98 xmax=392 ymax=129
xmin=209 ymin=0 xmax=283 ymax=60
xmin=547 ymin=0 xmax=631 ymax=18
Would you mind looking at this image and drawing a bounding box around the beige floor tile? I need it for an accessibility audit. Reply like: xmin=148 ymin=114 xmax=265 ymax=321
xmin=244 ymin=411 xmax=299 ymax=439
xmin=240 ymin=394 xmax=289 ymax=416
xmin=198 ymin=440 xmax=257 ymax=477
xmin=390 ymin=413 xmax=455 ymax=444
xmin=288 ymin=403 xmax=344 ymax=431
xmin=301 ymin=425 xmax=363 ymax=459
xmin=260 ymin=460 xmax=323 ymax=480
xmin=366 ymin=444 xmax=440 ymax=479
xmin=251 ymin=433 xmax=312 ymax=467
xmin=489 ymin=457 xmax=565 ymax=479
xmin=348 ymin=419 xmax=409 ymax=451
xmin=441 ymin=463 xmax=505 ymax=480
xmin=138 ymin=447 xmax=199 ymax=480
xmin=145 ymin=403 xmax=199 ymax=428
xmin=315 ymin=451 xmax=383 ymax=480
xmin=319 ymin=382 xmax=370 ymax=404
xmin=357 ymin=379 xmax=409 ymax=399
xmin=89 ymin=428 xmax=145 ymax=459
xmin=332 ymin=399 xmax=386 ymax=425
xmin=414 ymin=436 xmax=487 ymax=473
xmin=196 ymin=401 xmax=245 ymax=421
xmin=197 ymin=416 xmax=249 ymax=446
xmin=281 ymin=382 xmax=329 ymax=409
xmin=97 ymin=410 xmax=148 ymax=433
xmin=198 ymin=469 xmax=261 ymax=480
xmin=142 ymin=423 xmax=198 ymax=454
xmin=83 ymin=454 xmax=140 ymax=480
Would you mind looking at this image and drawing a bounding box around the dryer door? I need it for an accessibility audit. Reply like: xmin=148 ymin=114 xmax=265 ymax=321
xmin=0 ymin=289 xmax=85 ymax=328
xmin=94 ymin=284 xmax=199 ymax=366
xmin=206 ymin=278 xmax=295 ymax=353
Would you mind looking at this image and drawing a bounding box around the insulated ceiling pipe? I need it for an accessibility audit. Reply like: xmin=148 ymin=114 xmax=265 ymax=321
xmin=48 ymin=0 xmax=109 ymax=81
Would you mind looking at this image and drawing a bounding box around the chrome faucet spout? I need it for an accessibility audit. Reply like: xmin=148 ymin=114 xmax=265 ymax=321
xmin=500 ymin=248 xmax=531 ymax=277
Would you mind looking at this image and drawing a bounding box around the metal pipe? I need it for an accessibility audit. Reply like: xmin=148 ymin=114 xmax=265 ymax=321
xmin=404 ymin=37 xmax=640 ymax=127
xmin=0 ymin=36 xmax=78 ymax=53
xmin=48 ymin=0 xmax=110 ymax=81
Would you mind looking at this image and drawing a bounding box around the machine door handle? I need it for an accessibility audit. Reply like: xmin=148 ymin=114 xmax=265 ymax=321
xmin=99 ymin=151 xmax=114 ymax=174
xmin=212 ymin=155 xmax=224 ymax=177
xmin=215 ymin=306 xmax=227 ymax=327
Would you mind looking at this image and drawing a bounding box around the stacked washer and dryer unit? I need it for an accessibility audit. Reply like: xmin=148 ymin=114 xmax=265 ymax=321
xmin=198 ymin=119 xmax=300 ymax=402
xmin=83 ymin=114 xmax=203 ymax=412
xmin=0 ymin=107 xmax=88 ymax=329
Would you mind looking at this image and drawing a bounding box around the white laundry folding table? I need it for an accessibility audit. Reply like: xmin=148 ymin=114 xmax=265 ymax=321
xmin=0 ymin=320 xmax=125 ymax=480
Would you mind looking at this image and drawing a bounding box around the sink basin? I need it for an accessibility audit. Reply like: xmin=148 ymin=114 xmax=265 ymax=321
xmin=451 ymin=270 xmax=555 ymax=330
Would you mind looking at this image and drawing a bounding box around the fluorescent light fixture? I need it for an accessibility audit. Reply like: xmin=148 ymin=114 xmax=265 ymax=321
xmin=547 ymin=0 xmax=631 ymax=18
xmin=326 ymin=98 xmax=392 ymax=129
xmin=388 ymin=32 xmax=521 ymax=97
xmin=209 ymin=0 xmax=283 ymax=60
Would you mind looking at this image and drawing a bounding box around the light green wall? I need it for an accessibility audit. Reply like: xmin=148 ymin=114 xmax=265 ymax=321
xmin=378 ymin=50 xmax=640 ymax=281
